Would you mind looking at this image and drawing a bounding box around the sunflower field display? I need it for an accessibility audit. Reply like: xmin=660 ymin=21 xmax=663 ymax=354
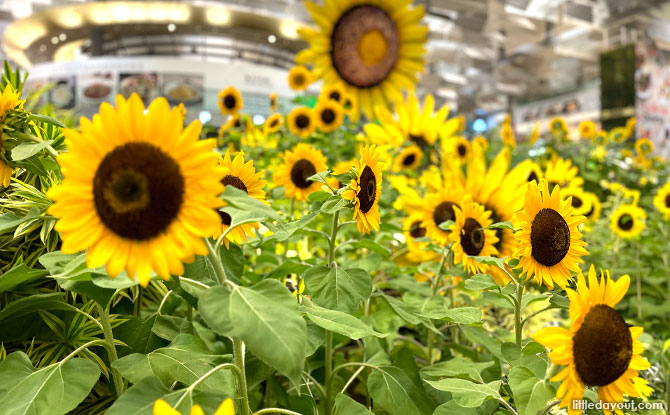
xmin=1 ymin=7 xmax=670 ymax=415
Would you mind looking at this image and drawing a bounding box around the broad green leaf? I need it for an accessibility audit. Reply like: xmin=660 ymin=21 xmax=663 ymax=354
xmin=151 ymin=315 xmax=197 ymax=341
xmin=441 ymin=307 xmax=482 ymax=325
xmin=524 ymin=381 xmax=556 ymax=415
xmin=0 ymin=264 xmax=47 ymax=292
xmin=112 ymin=353 xmax=154 ymax=384
xmin=333 ymin=393 xmax=372 ymax=415
xmin=306 ymin=170 xmax=331 ymax=186
xmin=438 ymin=220 xmax=455 ymax=231
xmin=0 ymin=352 xmax=100 ymax=415
xmin=300 ymin=299 xmax=385 ymax=339
xmin=199 ymin=286 xmax=235 ymax=335
xmin=27 ymin=113 xmax=66 ymax=128
xmin=321 ymin=195 xmax=347 ymax=213
xmin=267 ymin=210 xmax=320 ymax=242
xmin=425 ymin=378 xmax=501 ymax=408
xmin=549 ymin=293 xmax=570 ymax=309
xmin=221 ymin=186 xmax=280 ymax=221
xmin=351 ymin=239 xmax=391 ymax=256
xmin=469 ymin=256 xmax=508 ymax=270
xmin=11 ymin=141 xmax=47 ymax=161
xmin=486 ymin=221 xmax=515 ymax=231
xmin=266 ymin=260 xmax=310 ymax=280
xmin=459 ymin=326 xmax=503 ymax=360
xmin=433 ymin=401 xmax=478 ymax=415
xmin=114 ymin=314 xmax=167 ymax=356
xmin=219 ymin=243 xmax=244 ymax=283
xmin=501 ymin=342 xmax=521 ymax=363
xmin=508 ymin=366 xmax=537 ymax=415
xmin=420 ymin=357 xmax=494 ymax=383
xmin=304 ymin=265 xmax=372 ymax=313
xmin=307 ymin=190 xmax=331 ymax=202
xmin=368 ymin=367 xmax=433 ymax=415
xmin=106 ymin=377 xmax=229 ymax=415
xmin=464 ymin=274 xmax=498 ymax=291
xmin=0 ymin=294 xmax=70 ymax=342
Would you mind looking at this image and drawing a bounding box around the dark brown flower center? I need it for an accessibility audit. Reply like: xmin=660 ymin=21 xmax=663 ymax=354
xmin=617 ymin=214 xmax=634 ymax=231
xmin=665 ymin=194 xmax=670 ymax=208
xmin=223 ymin=94 xmax=236 ymax=109
xmin=572 ymin=304 xmax=633 ymax=387
xmin=330 ymin=5 xmax=399 ymax=88
xmin=461 ymin=218 xmax=484 ymax=256
xmin=233 ymin=118 xmax=241 ymax=128
xmin=572 ymin=196 xmax=583 ymax=209
xmin=329 ymin=91 xmax=341 ymax=102
xmin=219 ymin=175 xmax=248 ymax=226
xmin=293 ymin=74 xmax=305 ymax=86
xmin=402 ymin=154 xmax=416 ymax=167
xmin=432 ymin=201 xmax=458 ymax=230
xmin=527 ymin=171 xmax=539 ymax=183
xmin=296 ymin=114 xmax=310 ymax=129
xmin=321 ymin=109 xmax=336 ymax=124
xmin=457 ymin=144 xmax=467 ymax=157
xmin=290 ymin=159 xmax=316 ymax=189
xmin=269 ymin=118 xmax=279 ymax=128
xmin=93 ymin=142 xmax=184 ymax=240
xmin=409 ymin=220 xmax=426 ymax=238
xmin=357 ymin=166 xmax=377 ymax=213
xmin=409 ymin=134 xmax=427 ymax=147
xmin=530 ymin=208 xmax=570 ymax=267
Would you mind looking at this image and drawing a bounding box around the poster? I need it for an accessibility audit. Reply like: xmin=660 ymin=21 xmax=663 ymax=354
xmin=635 ymin=41 xmax=670 ymax=156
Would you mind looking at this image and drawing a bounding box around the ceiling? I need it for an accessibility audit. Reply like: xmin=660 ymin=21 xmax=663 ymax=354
xmin=0 ymin=0 xmax=668 ymax=113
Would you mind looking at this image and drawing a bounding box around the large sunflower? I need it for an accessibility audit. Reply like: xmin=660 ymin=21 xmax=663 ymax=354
xmin=343 ymin=144 xmax=383 ymax=234
xmin=513 ymin=180 xmax=588 ymax=289
xmin=0 ymin=85 xmax=24 ymax=187
xmin=364 ymin=93 xmax=449 ymax=148
xmin=274 ymin=143 xmax=327 ymax=201
xmin=48 ymin=94 xmax=224 ymax=286
xmin=544 ymin=156 xmax=582 ymax=191
xmin=287 ymin=65 xmax=312 ymax=91
xmin=533 ymin=266 xmax=651 ymax=415
xmin=449 ymin=196 xmax=498 ymax=275
xmin=264 ymin=113 xmax=284 ymax=134
xmin=218 ymin=150 xmax=267 ymax=248
xmin=442 ymin=136 xmax=470 ymax=165
xmin=287 ymin=107 xmax=316 ymax=138
xmin=217 ymin=86 xmax=243 ymax=116
xmin=297 ymin=0 xmax=427 ymax=118
xmin=314 ymin=100 xmax=344 ymax=133
xmin=393 ymin=145 xmax=422 ymax=172
xmin=154 ymin=398 xmax=234 ymax=415
xmin=653 ymin=182 xmax=670 ymax=219
xmin=421 ymin=181 xmax=461 ymax=246
xmin=610 ymin=204 xmax=645 ymax=239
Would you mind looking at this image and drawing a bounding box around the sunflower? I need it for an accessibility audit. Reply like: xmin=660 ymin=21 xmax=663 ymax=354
xmin=449 ymin=196 xmax=499 ymax=274
xmin=610 ymin=204 xmax=645 ymax=239
xmin=442 ymin=136 xmax=470 ymax=165
xmin=592 ymin=130 xmax=608 ymax=146
xmin=422 ymin=182 xmax=461 ymax=246
xmin=403 ymin=211 xmax=436 ymax=263
xmin=501 ymin=124 xmax=516 ymax=147
xmin=609 ymin=127 xmax=628 ymax=143
xmin=224 ymin=114 xmax=252 ymax=133
xmin=154 ymin=398 xmax=234 ymax=415
xmin=48 ymin=94 xmax=224 ymax=287
xmin=217 ymin=150 xmax=266 ymax=248
xmin=513 ymin=180 xmax=588 ymax=289
xmin=626 ymin=116 xmax=636 ymax=137
xmin=342 ymin=93 xmax=359 ymax=121
xmin=287 ymin=107 xmax=316 ymax=138
xmin=264 ymin=113 xmax=284 ymax=134
xmin=274 ymin=143 xmax=328 ymax=201
xmin=287 ymin=65 xmax=312 ymax=91
xmin=544 ymin=156 xmax=582 ymax=191
xmin=533 ymin=266 xmax=651 ymax=415
xmin=523 ymin=161 xmax=543 ymax=184
xmin=297 ymin=0 xmax=427 ymax=118
xmin=653 ymin=182 xmax=670 ymax=219
xmin=549 ymin=117 xmax=567 ymax=136
xmin=560 ymin=187 xmax=590 ymax=217
xmin=473 ymin=135 xmax=488 ymax=150
xmin=634 ymin=138 xmax=654 ymax=155
xmin=578 ymin=120 xmax=596 ymax=139
xmin=343 ymin=144 xmax=383 ymax=234
xmin=326 ymin=159 xmax=356 ymax=190
xmin=217 ymin=86 xmax=243 ymax=116
xmin=0 ymin=85 xmax=24 ymax=187
xmin=314 ymin=100 xmax=344 ymax=133
xmin=393 ymin=145 xmax=422 ymax=172
xmin=320 ymin=84 xmax=346 ymax=105
xmin=270 ymin=92 xmax=278 ymax=112
xmin=583 ymin=192 xmax=602 ymax=223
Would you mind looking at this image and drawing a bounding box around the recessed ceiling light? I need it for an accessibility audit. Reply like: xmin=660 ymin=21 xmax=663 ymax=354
xmin=59 ymin=33 xmax=67 ymax=41
xmin=268 ymin=34 xmax=277 ymax=43
xmin=51 ymin=36 xmax=59 ymax=44
xmin=168 ymin=23 xmax=176 ymax=32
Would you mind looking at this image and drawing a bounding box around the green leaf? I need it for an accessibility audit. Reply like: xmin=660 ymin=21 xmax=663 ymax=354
xmin=219 ymin=243 xmax=244 ymax=283
xmin=438 ymin=220 xmax=455 ymax=231
xmin=368 ymin=367 xmax=433 ymax=415
xmin=304 ymin=265 xmax=372 ymax=313
xmin=307 ymin=190 xmax=331 ymax=202
xmin=11 ymin=141 xmax=47 ymax=161
xmin=307 ymin=170 xmax=331 ymax=186
xmin=300 ymin=299 xmax=385 ymax=339
xmin=420 ymin=357 xmax=494 ymax=383
xmin=267 ymin=211 xmax=320 ymax=242
xmin=114 ymin=314 xmax=167 ymax=356
xmin=524 ymin=381 xmax=556 ymax=415
xmin=112 ymin=354 xmax=154 ymax=385
xmin=333 ymin=393 xmax=372 ymax=415
xmin=221 ymin=186 xmax=281 ymax=221
xmin=425 ymin=378 xmax=501 ymax=408
xmin=266 ymin=260 xmax=310 ymax=280
xmin=469 ymin=256 xmax=508 ymax=270
xmin=486 ymin=221 xmax=515 ymax=231
xmin=441 ymin=307 xmax=482 ymax=325
xmin=433 ymin=402 xmax=479 ymax=415
xmin=321 ymin=195 xmax=347 ymax=214
xmin=501 ymin=342 xmax=522 ymax=362
xmin=27 ymin=113 xmax=66 ymax=128
xmin=220 ymin=206 xmax=268 ymax=230
xmin=459 ymin=326 xmax=503 ymax=360
xmin=351 ymin=239 xmax=391 ymax=256
xmin=198 ymin=286 xmax=235 ymax=335
xmin=0 ymin=352 xmax=100 ymax=415
xmin=464 ymin=274 xmax=498 ymax=291
xmin=381 ymin=294 xmax=423 ymax=325
xmin=0 ymin=208 xmax=41 ymax=234
xmin=0 ymin=264 xmax=47 ymax=292
xmin=549 ymin=293 xmax=570 ymax=309
xmin=508 ymin=366 xmax=537 ymax=415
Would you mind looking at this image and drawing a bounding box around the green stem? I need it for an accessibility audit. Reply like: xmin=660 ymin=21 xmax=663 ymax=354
xmin=635 ymin=241 xmax=642 ymax=320
xmin=427 ymin=247 xmax=449 ymax=364
xmin=234 ymin=337 xmax=252 ymax=415
xmin=325 ymin=211 xmax=341 ymax=415
xmin=206 ymin=239 xmax=229 ymax=286
xmin=253 ymin=409 xmax=303 ymax=415
xmin=95 ymin=303 xmax=125 ymax=398
xmin=282 ymin=199 xmax=296 ymax=260
xmin=327 ymin=211 xmax=340 ymax=266
xmin=514 ymin=281 xmax=524 ymax=347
